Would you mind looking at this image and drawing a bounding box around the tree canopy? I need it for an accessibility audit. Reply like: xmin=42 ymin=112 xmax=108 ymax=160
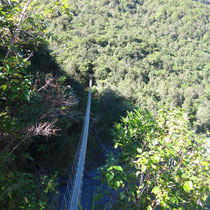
xmin=0 ymin=0 xmax=209 ymax=208
xmin=98 ymin=108 xmax=209 ymax=209
xmin=0 ymin=1 xmax=78 ymax=208
xmin=41 ymin=0 xmax=209 ymax=133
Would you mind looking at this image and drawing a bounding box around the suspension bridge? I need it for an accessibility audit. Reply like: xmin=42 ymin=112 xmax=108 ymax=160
xmin=59 ymin=74 xmax=93 ymax=210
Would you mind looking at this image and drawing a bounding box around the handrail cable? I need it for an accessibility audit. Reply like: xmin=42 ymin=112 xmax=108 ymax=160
xmin=60 ymin=74 xmax=93 ymax=210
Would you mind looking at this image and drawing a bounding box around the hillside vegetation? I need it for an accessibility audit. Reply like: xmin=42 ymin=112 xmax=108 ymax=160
xmin=98 ymin=108 xmax=209 ymax=209
xmin=0 ymin=1 xmax=81 ymax=208
xmin=0 ymin=0 xmax=209 ymax=209
xmin=44 ymin=0 xmax=209 ymax=133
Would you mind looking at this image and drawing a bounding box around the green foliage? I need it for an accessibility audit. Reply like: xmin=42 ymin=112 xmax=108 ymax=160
xmin=98 ymin=108 xmax=209 ymax=209
xmin=1 ymin=0 xmax=209 ymax=207
xmin=0 ymin=56 xmax=31 ymax=103
xmin=0 ymin=153 xmax=56 ymax=209
xmin=40 ymin=0 xmax=209 ymax=132
xmin=0 ymin=1 xmax=77 ymax=209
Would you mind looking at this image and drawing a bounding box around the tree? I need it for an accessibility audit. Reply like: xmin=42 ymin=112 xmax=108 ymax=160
xmin=0 ymin=1 xmax=76 ymax=208
xmin=98 ymin=108 xmax=209 ymax=209
xmin=40 ymin=0 xmax=210 ymax=132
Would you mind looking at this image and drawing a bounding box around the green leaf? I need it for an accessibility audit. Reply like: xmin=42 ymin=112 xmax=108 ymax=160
xmin=114 ymin=143 xmax=118 ymax=149
xmin=113 ymin=166 xmax=123 ymax=171
xmin=108 ymin=165 xmax=123 ymax=171
xmin=120 ymin=192 xmax=126 ymax=200
xmin=183 ymin=181 xmax=193 ymax=192
xmin=141 ymin=165 xmax=147 ymax=172
xmin=153 ymin=154 xmax=160 ymax=162
xmin=106 ymin=173 xmax=114 ymax=182
xmin=14 ymin=73 xmax=22 ymax=78
xmin=152 ymin=186 xmax=161 ymax=194
xmin=151 ymin=164 xmax=157 ymax=169
xmin=0 ymin=85 xmax=7 ymax=90
xmin=137 ymin=148 xmax=142 ymax=153
xmin=171 ymin=197 xmax=179 ymax=205
xmin=147 ymin=205 xmax=153 ymax=210
xmin=0 ymin=72 xmax=6 ymax=78
xmin=115 ymin=181 xmax=120 ymax=188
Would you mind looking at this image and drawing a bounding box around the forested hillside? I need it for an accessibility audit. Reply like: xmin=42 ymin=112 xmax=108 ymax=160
xmin=0 ymin=1 xmax=81 ymax=208
xmin=0 ymin=0 xmax=209 ymax=209
xmin=43 ymin=0 xmax=209 ymax=133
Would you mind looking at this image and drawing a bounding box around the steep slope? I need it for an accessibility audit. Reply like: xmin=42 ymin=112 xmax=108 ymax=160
xmin=45 ymin=0 xmax=209 ymax=132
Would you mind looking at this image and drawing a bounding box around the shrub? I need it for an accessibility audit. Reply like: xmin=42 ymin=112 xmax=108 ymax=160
xmin=98 ymin=108 xmax=209 ymax=209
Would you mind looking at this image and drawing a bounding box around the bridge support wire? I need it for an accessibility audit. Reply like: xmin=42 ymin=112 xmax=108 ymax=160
xmin=60 ymin=74 xmax=93 ymax=210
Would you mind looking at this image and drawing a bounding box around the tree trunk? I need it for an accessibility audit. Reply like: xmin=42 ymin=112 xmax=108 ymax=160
xmin=5 ymin=0 xmax=32 ymax=59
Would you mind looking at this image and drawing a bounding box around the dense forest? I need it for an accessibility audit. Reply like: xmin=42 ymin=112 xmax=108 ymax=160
xmin=0 ymin=0 xmax=209 ymax=209
xmin=0 ymin=0 xmax=82 ymax=208
xmin=43 ymin=0 xmax=210 ymax=134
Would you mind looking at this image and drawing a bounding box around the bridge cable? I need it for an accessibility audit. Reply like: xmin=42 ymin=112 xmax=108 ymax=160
xmin=60 ymin=74 xmax=93 ymax=210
